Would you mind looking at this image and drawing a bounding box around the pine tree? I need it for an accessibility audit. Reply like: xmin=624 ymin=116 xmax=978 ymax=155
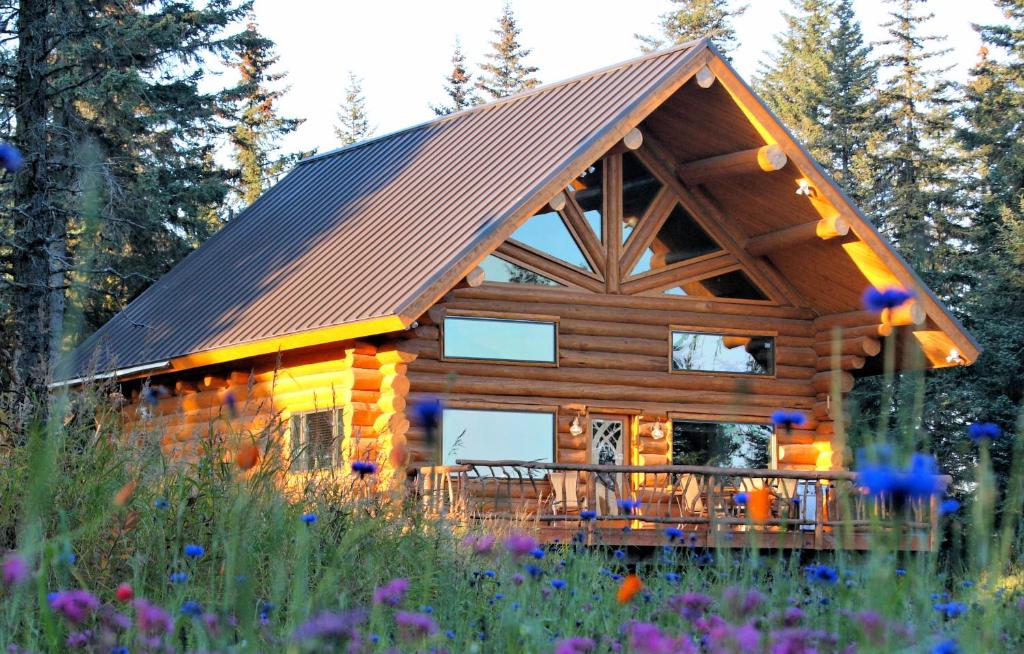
xmin=228 ymin=18 xmax=303 ymax=207
xmin=476 ymin=3 xmax=540 ymax=100
xmin=334 ymin=72 xmax=374 ymax=146
xmin=430 ymin=39 xmax=480 ymax=116
xmin=636 ymin=0 xmax=748 ymax=54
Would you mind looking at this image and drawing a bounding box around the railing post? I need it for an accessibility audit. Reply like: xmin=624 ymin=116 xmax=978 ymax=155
xmin=585 ymin=471 xmax=597 ymax=545
xmin=929 ymin=494 xmax=939 ymax=551
xmin=814 ymin=482 xmax=824 ymax=549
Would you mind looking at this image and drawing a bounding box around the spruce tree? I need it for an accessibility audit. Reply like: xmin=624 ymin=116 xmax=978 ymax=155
xmin=334 ymin=72 xmax=374 ymax=146
xmin=476 ymin=3 xmax=540 ymax=100
xmin=636 ymin=0 xmax=748 ymax=54
xmin=228 ymin=18 xmax=303 ymax=207
xmin=431 ymin=39 xmax=480 ymax=115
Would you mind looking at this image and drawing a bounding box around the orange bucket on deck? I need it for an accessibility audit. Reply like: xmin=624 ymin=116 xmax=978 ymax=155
xmin=748 ymin=487 xmax=772 ymax=523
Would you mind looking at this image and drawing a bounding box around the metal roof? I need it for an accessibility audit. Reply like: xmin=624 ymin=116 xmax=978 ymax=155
xmin=62 ymin=41 xmax=707 ymax=379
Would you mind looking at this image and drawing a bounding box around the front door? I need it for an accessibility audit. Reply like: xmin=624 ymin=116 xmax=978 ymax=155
xmin=591 ymin=415 xmax=629 ymax=515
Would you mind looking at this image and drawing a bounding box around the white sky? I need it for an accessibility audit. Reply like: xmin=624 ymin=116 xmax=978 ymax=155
xmin=248 ymin=0 xmax=1005 ymax=156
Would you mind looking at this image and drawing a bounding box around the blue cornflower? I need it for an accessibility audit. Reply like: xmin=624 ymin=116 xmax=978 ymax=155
xmin=170 ymin=571 xmax=188 ymax=584
xmin=494 ymin=593 xmax=503 ymax=600
xmin=418 ymin=605 xmax=433 ymax=614
xmin=931 ymin=640 xmax=959 ymax=654
xmin=617 ymin=498 xmax=641 ymax=515
xmin=961 ymin=580 xmax=974 ymax=588
xmin=351 ymin=461 xmax=378 ymax=477
xmin=550 ymin=579 xmax=567 ymax=589
xmin=525 ymin=564 xmax=543 ymax=578
xmin=940 ymin=498 xmax=960 ymax=515
xmin=613 ymin=549 xmax=626 ymax=560
xmin=184 ymin=544 xmax=204 ymax=558
xmin=531 ymin=548 xmax=545 ymax=559
xmin=895 ymin=569 xmax=906 ymax=577
xmin=59 ymin=551 xmax=76 ymax=565
xmin=734 ymin=492 xmax=748 ymax=505
xmin=484 ymin=570 xmax=496 ymax=578
xmin=934 ymin=602 xmax=967 ymax=619
xmin=771 ymin=410 xmax=806 ymax=430
xmin=665 ymin=572 xmax=681 ymax=582
xmin=154 ymin=499 xmax=170 ymax=510
xmin=445 ymin=630 xmax=456 ymax=640
xmin=300 ymin=513 xmax=318 ymax=523
xmin=112 ymin=647 xmax=130 ymax=654
xmin=805 ymin=564 xmax=838 ymax=584
xmin=580 ymin=510 xmax=597 ymax=520
xmin=224 ymin=391 xmax=237 ymax=419
xmin=665 ymin=527 xmax=683 ymax=542
xmin=412 ymin=397 xmax=443 ymax=444
xmin=967 ymin=422 xmax=1001 ymax=443
xmin=0 ymin=143 xmax=24 ymax=172
xmin=862 ymin=286 xmax=914 ymax=311
xmin=181 ymin=600 xmax=203 ymax=617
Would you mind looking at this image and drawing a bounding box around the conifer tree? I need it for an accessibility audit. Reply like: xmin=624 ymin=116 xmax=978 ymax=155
xmin=476 ymin=3 xmax=540 ymax=100
xmin=229 ymin=18 xmax=303 ymax=207
xmin=431 ymin=39 xmax=480 ymax=116
xmin=334 ymin=72 xmax=374 ymax=146
xmin=636 ymin=0 xmax=748 ymax=54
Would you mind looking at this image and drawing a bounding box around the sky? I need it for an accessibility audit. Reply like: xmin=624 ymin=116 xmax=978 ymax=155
xmin=248 ymin=0 xmax=1006 ymax=157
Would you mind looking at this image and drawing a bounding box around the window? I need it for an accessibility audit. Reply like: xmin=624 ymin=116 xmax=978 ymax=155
xmin=662 ymin=270 xmax=768 ymax=301
xmin=630 ymin=204 xmax=721 ymax=276
xmin=670 ymin=330 xmax=774 ymax=375
xmin=479 ymin=254 xmax=561 ymax=286
xmin=622 ymin=152 xmax=662 ymax=244
xmin=510 ymin=210 xmax=594 ymax=272
xmin=568 ymin=161 xmax=603 ymax=241
xmin=672 ymin=421 xmax=775 ymax=469
xmin=443 ymin=316 xmax=557 ymax=363
xmin=441 ymin=408 xmax=554 ymax=466
xmin=290 ymin=409 xmax=341 ymax=471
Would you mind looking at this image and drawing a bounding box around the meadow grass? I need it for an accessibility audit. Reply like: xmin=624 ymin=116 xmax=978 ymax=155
xmin=0 ymin=387 xmax=1022 ymax=653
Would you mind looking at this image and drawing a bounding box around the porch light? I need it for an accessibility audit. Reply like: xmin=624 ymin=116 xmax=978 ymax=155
xmin=650 ymin=422 xmax=665 ymax=439
xmin=946 ymin=348 xmax=964 ymax=365
xmin=795 ymin=179 xmax=813 ymax=196
xmin=569 ymin=416 xmax=584 ymax=437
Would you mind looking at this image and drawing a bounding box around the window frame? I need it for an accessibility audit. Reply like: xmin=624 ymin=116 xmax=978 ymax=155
xmin=438 ymin=404 xmax=558 ymax=469
xmin=667 ymin=325 xmax=777 ymax=378
xmin=289 ymin=408 xmax=343 ymax=472
xmin=441 ymin=311 xmax=560 ymax=367
xmin=668 ymin=418 xmax=778 ymax=470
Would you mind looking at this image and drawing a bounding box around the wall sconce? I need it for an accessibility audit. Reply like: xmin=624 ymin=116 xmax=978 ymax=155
xmin=569 ymin=416 xmax=584 ymax=437
xmin=795 ymin=179 xmax=813 ymax=196
xmin=650 ymin=421 xmax=665 ymax=439
xmin=946 ymin=348 xmax=964 ymax=365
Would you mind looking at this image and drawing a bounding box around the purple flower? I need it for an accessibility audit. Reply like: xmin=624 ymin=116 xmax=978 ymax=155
xmin=293 ymin=609 xmax=367 ymax=642
xmin=65 ymin=630 xmax=93 ymax=648
xmin=373 ymin=578 xmax=410 ymax=606
xmin=352 ymin=461 xmax=378 ymax=477
xmin=782 ymin=606 xmax=805 ymax=627
xmin=862 ymin=286 xmax=914 ymax=311
xmin=135 ymin=598 xmax=174 ymax=635
xmin=224 ymin=391 xmax=237 ymax=419
xmin=628 ymin=622 xmax=698 ymax=654
xmin=771 ymin=410 xmax=806 ymax=430
xmin=395 ymin=610 xmax=437 ymax=639
xmin=967 ymin=422 xmax=1001 ymax=443
xmin=0 ymin=143 xmax=23 ymax=172
xmin=723 ymin=586 xmax=763 ymax=617
xmin=2 ymin=553 xmax=29 ymax=586
xmin=465 ymin=534 xmax=496 ymax=555
xmin=412 ymin=397 xmax=442 ymax=445
xmin=704 ymin=620 xmax=760 ymax=652
xmin=505 ymin=533 xmax=538 ymax=557
xmin=554 ymin=636 xmax=596 ymax=654
xmin=617 ymin=498 xmax=641 ymax=515
xmin=183 ymin=544 xmax=204 ymax=558
xmin=668 ymin=592 xmax=712 ymax=621
xmin=49 ymin=590 xmax=100 ymax=624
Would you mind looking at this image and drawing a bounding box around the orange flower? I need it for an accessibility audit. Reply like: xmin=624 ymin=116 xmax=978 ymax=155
xmin=616 ymin=574 xmax=643 ymax=604
xmin=747 ymin=487 xmax=772 ymax=523
xmin=235 ymin=444 xmax=260 ymax=471
xmin=113 ymin=479 xmax=138 ymax=507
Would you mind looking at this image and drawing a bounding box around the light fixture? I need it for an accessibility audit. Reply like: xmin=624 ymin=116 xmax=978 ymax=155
xmin=650 ymin=421 xmax=665 ymax=440
xmin=569 ymin=416 xmax=584 ymax=437
xmin=946 ymin=348 xmax=964 ymax=365
xmin=795 ymin=179 xmax=813 ymax=196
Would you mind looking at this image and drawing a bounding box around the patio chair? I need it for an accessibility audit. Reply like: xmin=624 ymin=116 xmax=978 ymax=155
xmin=549 ymin=470 xmax=584 ymax=514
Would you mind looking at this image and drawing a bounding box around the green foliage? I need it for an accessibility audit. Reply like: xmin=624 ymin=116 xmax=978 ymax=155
xmin=476 ymin=3 xmax=540 ymax=100
xmin=636 ymin=0 xmax=749 ymax=54
xmin=430 ymin=39 xmax=481 ymax=116
xmin=335 ymin=71 xmax=375 ymax=146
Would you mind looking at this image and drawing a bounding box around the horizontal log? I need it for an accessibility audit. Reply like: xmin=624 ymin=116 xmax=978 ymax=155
xmin=676 ymin=144 xmax=787 ymax=184
xmin=638 ymin=438 xmax=669 ymax=454
xmin=557 ymin=433 xmax=587 ymax=449
xmin=813 ymin=336 xmax=881 ymax=358
xmin=815 ymin=355 xmax=865 ymax=372
xmin=815 ymin=324 xmax=891 ymax=340
xmin=776 ymin=430 xmax=816 ymax=446
xmin=558 ymin=449 xmax=586 ymax=464
xmin=745 ymin=216 xmax=849 ymax=257
xmin=559 ymin=333 xmax=666 ymax=357
xmin=778 ymin=444 xmax=822 ymax=466
xmin=813 ymin=310 xmax=884 ymax=331
xmin=638 ymin=453 xmax=670 ymax=466
xmin=813 ymin=371 xmax=854 ymax=394
xmin=559 ymin=349 xmax=665 ymax=372
xmin=775 ymin=347 xmax=817 ymax=368
xmin=776 ymin=365 xmax=815 ymax=380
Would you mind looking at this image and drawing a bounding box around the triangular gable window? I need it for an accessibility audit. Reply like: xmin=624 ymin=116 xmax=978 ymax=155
xmin=510 ymin=209 xmax=595 ymax=273
xmin=630 ymin=204 xmax=720 ymax=276
xmin=662 ymin=270 xmax=768 ymax=301
xmin=622 ymin=152 xmax=662 ymax=245
xmin=567 ymin=161 xmax=603 ymax=242
xmin=480 ymin=254 xmax=562 ymax=286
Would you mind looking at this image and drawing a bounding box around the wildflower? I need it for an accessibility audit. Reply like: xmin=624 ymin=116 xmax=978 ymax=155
xmin=59 ymin=551 xmax=76 ymax=565
xmin=628 ymin=622 xmax=698 ymax=654
xmin=665 ymin=572 xmax=680 ymax=582
xmin=293 ymin=609 xmax=367 ymax=643
xmin=746 ymin=487 xmax=772 ymax=522
xmin=805 ymin=564 xmax=838 ymax=584
xmin=352 ymin=460 xmax=378 ymax=477
xmin=551 ymin=579 xmax=567 ymax=590
xmin=613 ymin=549 xmax=626 ymax=560
xmin=525 ymin=564 xmax=543 ymax=578
xmin=115 ymin=583 xmax=133 ymax=602
xmin=412 ymin=397 xmax=442 ymax=445
xmin=2 ymin=553 xmax=29 ymax=586
xmin=782 ymin=606 xmax=805 ymax=627
xmin=483 ymin=570 xmax=496 ymax=578
xmin=236 ymin=444 xmax=260 ymax=471
xmin=668 ymin=592 xmax=712 ymax=621
xmin=154 ymin=499 xmax=170 ymax=510
xmin=49 ymin=590 xmax=100 ymax=624
xmin=967 ymin=422 xmax=1001 ymax=443
xmin=0 ymin=143 xmax=24 ymax=172
xmin=505 ymin=533 xmax=538 ymax=557
xmin=183 ymin=544 xmax=204 ymax=558
xmin=617 ymin=498 xmax=641 ymax=515
xmin=723 ymin=587 xmax=764 ymax=617
xmin=181 ymin=600 xmax=203 ymax=617
xmin=580 ymin=510 xmax=597 ymax=520
xmin=531 ymin=547 xmax=546 ymax=559
xmin=856 ymin=449 xmax=945 ymax=500
xmin=468 ymin=534 xmax=496 ymax=555
xmin=616 ymin=575 xmax=643 ymax=604
xmin=771 ymin=409 xmax=806 ymax=430
xmin=224 ymin=391 xmax=238 ymax=419
xmin=300 ymin=513 xmax=318 ymax=523
xmin=896 ymin=568 xmax=906 ymax=577
xmin=665 ymin=527 xmax=683 ymax=542
xmin=66 ymin=630 xmax=93 ymax=647
xmin=734 ymin=492 xmax=749 ymax=505
xmin=512 ymin=573 xmax=524 ymax=585
xmin=940 ymin=498 xmax=960 ymax=515
xmin=395 ymin=610 xmax=438 ymax=639
xmin=373 ymin=577 xmax=409 ymax=606
xmin=169 ymin=571 xmax=188 ymax=584
xmin=932 ymin=640 xmax=959 ymax=654
xmin=554 ymin=636 xmax=596 ymax=654
xmin=862 ymin=286 xmax=914 ymax=311
xmin=934 ymin=602 xmax=967 ymax=619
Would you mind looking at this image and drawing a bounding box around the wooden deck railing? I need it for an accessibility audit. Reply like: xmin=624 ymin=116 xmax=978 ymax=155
xmin=413 ymin=460 xmax=949 ymax=551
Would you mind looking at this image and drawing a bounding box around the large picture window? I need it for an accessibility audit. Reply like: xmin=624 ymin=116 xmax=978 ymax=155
xmin=671 ymin=421 xmax=775 ymax=469
xmin=441 ymin=408 xmax=555 ymax=466
xmin=670 ymin=330 xmax=774 ymax=375
xmin=443 ymin=316 xmax=557 ymax=363
xmin=290 ymin=409 xmax=342 ymax=471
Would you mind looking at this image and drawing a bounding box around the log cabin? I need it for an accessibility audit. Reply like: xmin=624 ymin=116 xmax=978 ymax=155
xmin=57 ymin=40 xmax=976 ymax=550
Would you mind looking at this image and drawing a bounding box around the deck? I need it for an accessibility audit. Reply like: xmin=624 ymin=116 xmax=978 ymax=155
xmin=415 ymin=460 xmax=947 ymax=551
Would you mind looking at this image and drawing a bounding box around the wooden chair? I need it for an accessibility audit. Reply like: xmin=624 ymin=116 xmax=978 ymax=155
xmin=549 ymin=470 xmax=584 ymax=514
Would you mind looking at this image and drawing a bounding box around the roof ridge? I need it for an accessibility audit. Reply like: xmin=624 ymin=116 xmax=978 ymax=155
xmin=298 ymin=39 xmax=707 ymax=167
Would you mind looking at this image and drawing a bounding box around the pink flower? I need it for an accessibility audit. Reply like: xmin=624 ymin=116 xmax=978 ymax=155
xmin=628 ymin=622 xmax=698 ymax=654
xmin=2 ymin=553 xmax=28 ymax=586
xmin=373 ymin=578 xmax=410 ymax=606
xmin=505 ymin=533 xmax=538 ymax=557
xmin=134 ymin=598 xmax=174 ymax=635
xmin=395 ymin=610 xmax=437 ymax=639
xmin=463 ymin=534 xmax=497 ymax=555
xmin=704 ymin=620 xmax=761 ymax=653
xmin=668 ymin=592 xmax=712 ymax=621
xmin=554 ymin=636 xmax=596 ymax=654
xmin=782 ymin=606 xmax=805 ymax=627
xmin=49 ymin=590 xmax=100 ymax=624
xmin=723 ymin=586 xmax=763 ymax=618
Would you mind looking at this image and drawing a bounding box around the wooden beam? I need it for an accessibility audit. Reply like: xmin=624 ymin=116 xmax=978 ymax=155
xmin=495 ymin=241 xmax=604 ymax=293
xmin=695 ymin=65 xmax=715 ymax=88
xmin=746 ymin=216 xmax=850 ymax=256
xmin=457 ymin=266 xmax=485 ymax=289
xmin=676 ymin=144 xmax=787 ymax=184
xmin=621 ymin=253 xmax=739 ymax=295
xmin=561 ymin=195 xmax=607 ymax=275
xmin=607 ymin=128 xmax=644 ymax=156
xmin=548 ymin=191 xmax=567 ymax=212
